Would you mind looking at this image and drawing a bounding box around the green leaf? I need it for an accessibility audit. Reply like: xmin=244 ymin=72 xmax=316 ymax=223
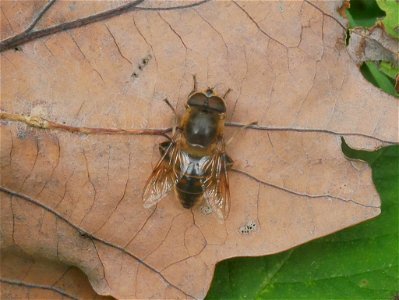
xmin=379 ymin=61 xmax=399 ymax=81
xmin=207 ymin=144 xmax=399 ymax=299
xmin=376 ymin=0 xmax=399 ymax=40
xmin=360 ymin=62 xmax=398 ymax=98
xmin=346 ymin=0 xmax=385 ymax=28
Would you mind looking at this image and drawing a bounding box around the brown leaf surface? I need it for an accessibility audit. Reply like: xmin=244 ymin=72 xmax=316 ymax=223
xmin=1 ymin=1 xmax=398 ymax=299
xmin=1 ymin=247 xmax=114 ymax=300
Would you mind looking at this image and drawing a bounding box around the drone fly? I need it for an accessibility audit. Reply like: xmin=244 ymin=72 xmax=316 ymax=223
xmin=142 ymin=81 xmax=236 ymax=220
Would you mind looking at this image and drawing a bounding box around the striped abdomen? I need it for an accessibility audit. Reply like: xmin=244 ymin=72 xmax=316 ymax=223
xmin=175 ymin=175 xmax=203 ymax=208
xmin=175 ymin=152 xmax=210 ymax=209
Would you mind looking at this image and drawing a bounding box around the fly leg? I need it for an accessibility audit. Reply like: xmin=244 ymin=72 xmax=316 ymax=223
xmin=224 ymin=153 xmax=234 ymax=170
xmin=159 ymin=141 xmax=172 ymax=158
xmin=226 ymin=121 xmax=258 ymax=146
xmin=162 ymin=98 xmax=179 ymax=136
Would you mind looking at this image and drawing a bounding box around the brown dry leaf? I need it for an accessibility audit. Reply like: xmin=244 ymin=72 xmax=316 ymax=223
xmin=347 ymin=25 xmax=399 ymax=66
xmin=0 ymin=0 xmax=398 ymax=299
xmin=1 ymin=247 xmax=114 ymax=300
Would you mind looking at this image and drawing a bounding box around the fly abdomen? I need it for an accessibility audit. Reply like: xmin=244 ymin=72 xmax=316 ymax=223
xmin=175 ymin=175 xmax=203 ymax=208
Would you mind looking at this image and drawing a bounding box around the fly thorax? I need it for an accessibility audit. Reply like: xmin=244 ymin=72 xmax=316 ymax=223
xmin=183 ymin=109 xmax=219 ymax=148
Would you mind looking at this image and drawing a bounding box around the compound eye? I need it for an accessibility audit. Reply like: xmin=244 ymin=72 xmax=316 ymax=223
xmin=208 ymin=96 xmax=226 ymax=113
xmin=187 ymin=93 xmax=208 ymax=108
xmin=187 ymin=92 xmax=226 ymax=113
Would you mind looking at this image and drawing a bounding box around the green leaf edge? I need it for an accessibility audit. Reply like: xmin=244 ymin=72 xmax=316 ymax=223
xmin=376 ymin=0 xmax=399 ymax=40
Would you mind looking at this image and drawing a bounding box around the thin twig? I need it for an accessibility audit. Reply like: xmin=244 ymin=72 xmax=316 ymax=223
xmin=225 ymin=122 xmax=397 ymax=145
xmin=1 ymin=111 xmax=395 ymax=145
xmin=135 ymin=0 xmax=209 ymax=11
xmin=0 ymin=0 xmax=144 ymax=52
xmin=0 ymin=112 xmax=172 ymax=139
xmin=25 ymin=0 xmax=57 ymax=33
xmin=0 ymin=0 xmax=210 ymax=52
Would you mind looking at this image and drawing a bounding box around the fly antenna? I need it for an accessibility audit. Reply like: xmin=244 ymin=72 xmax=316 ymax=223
xmin=223 ymin=88 xmax=232 ymax=99
xmin=190 ymin=74 xmax=198 ymax=95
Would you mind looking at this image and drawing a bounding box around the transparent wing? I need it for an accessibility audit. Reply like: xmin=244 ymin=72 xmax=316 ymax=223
xmin=203 ymin=151 xmax=230 ymax=221
xmin=143 ymin=141 xmax=180 ymax=208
